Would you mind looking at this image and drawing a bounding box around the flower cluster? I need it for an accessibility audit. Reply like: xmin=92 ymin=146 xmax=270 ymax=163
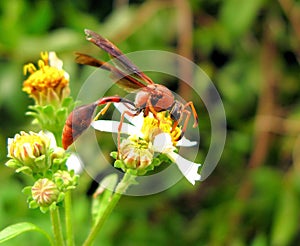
xmin=6 ymin=130 xmax=78 ymax=212
xmin=4 ymin=52 xmax=79 ymax=213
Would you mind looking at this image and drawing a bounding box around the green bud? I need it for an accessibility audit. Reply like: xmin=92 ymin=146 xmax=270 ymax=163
xmin=31 ymin=178 xmax=59 ymax=207
xmin=118 ymin=137 xmax=154 ymax=175
xmin=53 ymin=170 xmax=78 ymax=191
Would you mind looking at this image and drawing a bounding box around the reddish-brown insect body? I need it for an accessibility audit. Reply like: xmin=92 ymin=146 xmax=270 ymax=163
xmin=62 ymin=29 xmax=198 ymax=149
xmin=62 ymin=102 xmax=98 ymax=149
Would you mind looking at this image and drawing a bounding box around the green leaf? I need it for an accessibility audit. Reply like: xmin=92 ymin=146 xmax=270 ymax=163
xmin=271 ymin=179 xmax=299 ymax=246
xmin=0 ymin=222 xmax=53 ymax=245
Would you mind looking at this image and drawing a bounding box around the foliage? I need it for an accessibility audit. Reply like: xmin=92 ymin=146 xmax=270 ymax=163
xmin=1 ymin=0 xmax=300 ymax=245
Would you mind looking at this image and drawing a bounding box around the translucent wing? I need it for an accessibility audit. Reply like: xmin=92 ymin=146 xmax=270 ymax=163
xmin=75 ymin=53 xmax=147 ymax=92
xmin=84 ymin=29 xmax=154 ymax=85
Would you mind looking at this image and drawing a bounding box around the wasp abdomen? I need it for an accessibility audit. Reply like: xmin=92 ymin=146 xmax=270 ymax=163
xmin=62 ymin=102 xmax=98 ymax=149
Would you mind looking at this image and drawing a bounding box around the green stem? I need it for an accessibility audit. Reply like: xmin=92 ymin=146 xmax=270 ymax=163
xmin=64 ymin=191 xmax=74 ymax=246
xmin=83 ymin=172 xmax=135 ymax=246
xmin=50 ymin=207 xmax=65 ymax=246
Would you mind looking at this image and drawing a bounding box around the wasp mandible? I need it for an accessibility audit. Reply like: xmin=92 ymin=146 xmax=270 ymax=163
xmin=62 ymin=29 xmax=198 ymax=150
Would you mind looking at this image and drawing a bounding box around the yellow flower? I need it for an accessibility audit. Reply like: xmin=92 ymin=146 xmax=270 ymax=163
xmin=23 ymin=52 xmax=70 ymax=105
xmin=141 ymin=112 xmax=182 ymax=145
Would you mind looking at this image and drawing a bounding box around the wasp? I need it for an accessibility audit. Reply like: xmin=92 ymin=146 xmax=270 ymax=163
xmin=62 ymin=29 xmax=198 ymax=150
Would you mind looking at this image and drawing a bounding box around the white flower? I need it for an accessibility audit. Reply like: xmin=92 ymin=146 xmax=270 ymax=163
xmin=91 ymin=103 xmax=201 ymax=185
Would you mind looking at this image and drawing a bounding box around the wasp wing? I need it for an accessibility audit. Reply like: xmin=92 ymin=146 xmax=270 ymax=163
xmin=75 ymin=53 xmax=146 ymax=92
xmin=84 ymin=29 xmax=154 ymax=85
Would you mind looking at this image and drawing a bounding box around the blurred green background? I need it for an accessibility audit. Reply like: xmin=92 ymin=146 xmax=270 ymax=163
xmin=1 ymin=0 xmax=300 ymax=245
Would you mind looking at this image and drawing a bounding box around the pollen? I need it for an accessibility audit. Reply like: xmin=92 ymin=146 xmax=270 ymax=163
xmin=141 ymin=112 xmax=182 ymax=145
xmin=22 ymin=52 xmax=70 ymax=105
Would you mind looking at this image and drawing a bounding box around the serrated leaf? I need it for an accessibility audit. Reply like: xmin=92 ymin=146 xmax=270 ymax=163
xmin=0 ymin=222 xmax=52 ymax=245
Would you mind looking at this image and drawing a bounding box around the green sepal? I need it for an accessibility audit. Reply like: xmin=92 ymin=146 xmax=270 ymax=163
xmin=5 ymin=159 xmax=20 ymax=169
xmin=114 ymin=160 xmax=125 ymax=170
xmin=29 ymin=200 xmax=39 ymax=209
xmin=43 ymin=105 xmax=55 ymax=117
xmin=66 ymin=185 xmax=77 ymax=191
xmin=55 ymin=177 xmax=64 ymax=187
xmin=33 ymin=155 xmax=47 ymax=171
xmin=15 ymin=166 xmax=33 ymax=176
xmin=56 ymin=108 xmax=67 ymax=122
xmin=110 ymin=151 xmax=118 ymax=159
xmin=40 ymin=206 xmax=50 ymax=213
xmin=22 ymin=186 xmax=32 ymax=196
xmin=57 ymin=192 xmax=65 ymax=203
xmin=61 ymin=97 xmax=75 ymax=108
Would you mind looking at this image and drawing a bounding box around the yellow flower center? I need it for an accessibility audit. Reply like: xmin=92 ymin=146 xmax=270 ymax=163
xmin=141 ymin=112 xmax=181 ymax=145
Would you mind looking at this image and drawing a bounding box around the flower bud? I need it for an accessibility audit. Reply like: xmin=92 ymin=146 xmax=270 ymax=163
xmin=7 ymin=131 xmax=50 ymax=173
xmin=119 ymin=137 xmax=154 ymax=175
xmin=53 ymin=170 xmax=78 ymax=190
xmin=31 ymin=178 xmax=59 ymax=207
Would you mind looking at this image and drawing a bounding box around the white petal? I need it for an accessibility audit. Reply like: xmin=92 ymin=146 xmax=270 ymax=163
xmin=153 ymin=133 xmax=174 ymax=153
xmin=153 ymin=133 xmax=201 ymax=185
xmin=91 ymin=120 xmax=142 ymax=136
xmin=43 ymin=131 xmax=57 ymax=148
xmin=168 ymin=152 xmax=201 ymax=185
xmin=49 ymin=52 xmax=63 ymax=70
xmin=177 ymin=136 xmax=198 ymax=147
xmin=66 ymin=153 xmax=83 ymax=174
xmin=113 ymin=103 xmax=144 ymax=129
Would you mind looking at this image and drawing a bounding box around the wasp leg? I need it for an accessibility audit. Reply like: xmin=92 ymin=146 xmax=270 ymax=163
xmin=117 ymin=109 xmax=140 ymax=157
xmin=184 ymin=101 xmax=198 ymax=127
xmin=147 ymin=98 xmax=161 ymax=126
xmin=93 ymin=102 xmax=112 ymax=121
xmin=172 ymin=101 xmax=198 ymax=140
